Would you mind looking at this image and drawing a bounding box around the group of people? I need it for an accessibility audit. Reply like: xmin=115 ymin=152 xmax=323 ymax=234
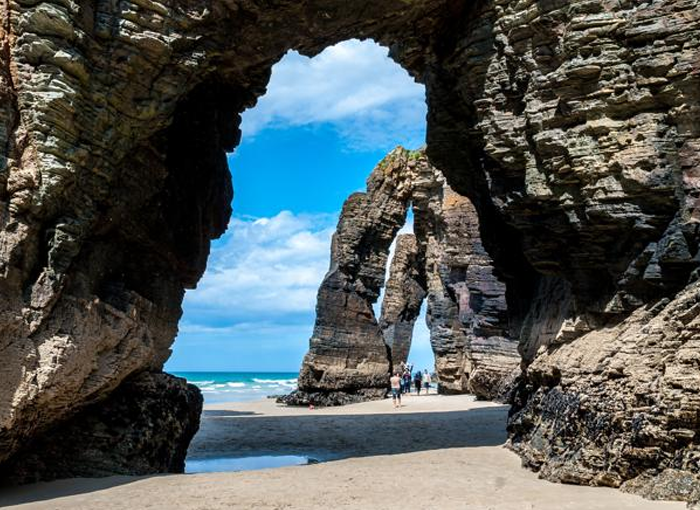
xmin=389 ymin=362 xmax=433 ymax=408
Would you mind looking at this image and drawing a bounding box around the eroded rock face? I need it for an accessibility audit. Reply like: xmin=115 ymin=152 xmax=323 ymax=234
xmin=509 ymin=280 xmax=700 ymax=491
xmin=0 ymin=372 xmax=202 ymax=484
xmin=411 ymin=165 xmax=518 ymax=400
xmin=379 ymin=233 xmax=426 ymax=370
xmin=421 ymin=0 xmax=700 ymax=496
xmin=294 ymin=148 xmax=518 ymax=403
xmin=1 ymin=0 xmax=700 ymax=502
xmin=0 ymin=0 xmax=452 ymax=474
xmin=292 ymin=149 xmax=414 ymax=405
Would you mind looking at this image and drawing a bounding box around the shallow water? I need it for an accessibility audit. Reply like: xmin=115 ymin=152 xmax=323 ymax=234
xmin=185 ymin=455 xmax=313 ymax=474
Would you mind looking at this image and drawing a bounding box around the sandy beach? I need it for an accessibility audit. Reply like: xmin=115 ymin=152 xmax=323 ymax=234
xmin=0 ymin=394 xmax=684 ymax=509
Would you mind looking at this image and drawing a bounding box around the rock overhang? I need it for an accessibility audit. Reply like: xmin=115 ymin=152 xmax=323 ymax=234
xmin=0 ymin=0 xmax=699 ymax=502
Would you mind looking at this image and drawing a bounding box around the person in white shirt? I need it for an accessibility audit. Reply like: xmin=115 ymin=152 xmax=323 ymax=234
xmin=423 ymin=370 xmax=432 ymax=394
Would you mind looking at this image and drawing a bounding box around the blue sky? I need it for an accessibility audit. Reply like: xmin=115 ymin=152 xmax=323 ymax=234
xmin=165 ymin=40 xmax=435 ymax=373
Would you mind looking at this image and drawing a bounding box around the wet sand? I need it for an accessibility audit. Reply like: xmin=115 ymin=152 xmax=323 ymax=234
xmin=0 ymin=394 xmax=684 ymax=509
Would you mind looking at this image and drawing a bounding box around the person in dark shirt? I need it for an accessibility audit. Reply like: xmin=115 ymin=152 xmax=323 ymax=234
xmin=414 ymin=370 xmax=423 ymax=395
xmin=402 ymin=370 xmax=411 ymax=394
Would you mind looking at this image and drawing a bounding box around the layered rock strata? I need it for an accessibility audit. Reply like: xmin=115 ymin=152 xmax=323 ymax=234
xmin=1 ymin=0 xmax=699 ymax=502
xmin=420 ymin=185 xmax=517 ymax=399
xmin=292 ymin=149 xmax=415 ymax=405
xmin=379 ymin=234 xmax=426 ymax=371
xmin=421 ymin=0 xmax=700 ymax=498
xmin=290 ymin=148 xmax=518 ymax=405
xmin=0 ymin=0 xmax=454 ymax=478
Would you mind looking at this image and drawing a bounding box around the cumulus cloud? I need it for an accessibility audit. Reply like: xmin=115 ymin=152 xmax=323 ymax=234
xmin=182 ymin=211 xmax=336 ymax=326
xmin=241 ymin=39 xmax=427 ymax=151
xmin=174 ymin=210 xmax=435 ymax=370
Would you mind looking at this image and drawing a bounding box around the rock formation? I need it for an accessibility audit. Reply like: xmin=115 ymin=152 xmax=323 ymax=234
xmin=379 ymin=234 xmax=426 ymax=370
xmin=424 ymin=0 xmax=700 ymax=498
xmin=1 ymin=0 xmax=699 ymax=502
xmin=289 ymin=149 xmax=414 ymax=405
xmin=419 ymin=184 xmax=517 ymax=399
xmin=0 ymin=0 xmax=453 ymax=480
xmin=0 ymin=372 xmax=202 ymax=484
xmin=289 ymin=147 xmax=518 ymax=404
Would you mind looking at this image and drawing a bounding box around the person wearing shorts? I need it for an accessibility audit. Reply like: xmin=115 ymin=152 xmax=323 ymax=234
xmin=390 ymin=372 xmax=402 ymax=408
xmin=423 ymin=369 xmax=432 ymax=394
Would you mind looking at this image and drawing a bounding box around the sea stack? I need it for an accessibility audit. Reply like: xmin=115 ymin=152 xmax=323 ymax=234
xmin=286 ymin=148 xmax=519 ymax=405
xmin=379 ymin=233 xmax=426 ymax=371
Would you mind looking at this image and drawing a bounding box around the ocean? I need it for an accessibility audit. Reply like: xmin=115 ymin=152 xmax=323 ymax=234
xmin=172 ymin=371 xmax=299 ymax=403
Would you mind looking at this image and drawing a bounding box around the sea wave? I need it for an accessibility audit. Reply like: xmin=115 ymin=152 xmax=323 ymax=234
xmin=252 ymin=378 xmax=297 ymax=385
xmin=176 ymin=373 xmax=298 ymax=403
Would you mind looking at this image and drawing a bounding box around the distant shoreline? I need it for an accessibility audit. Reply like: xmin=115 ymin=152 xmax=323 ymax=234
xmin=171 ymin=371 xmax=299 ymax=403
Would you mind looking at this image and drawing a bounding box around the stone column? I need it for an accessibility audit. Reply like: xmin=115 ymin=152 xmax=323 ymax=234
xmin=379 ymin=234 xmax=427 ymax=370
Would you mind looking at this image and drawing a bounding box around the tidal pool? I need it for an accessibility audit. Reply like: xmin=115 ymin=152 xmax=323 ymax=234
xmin=185 ymin=455 xmax=315 ymax=474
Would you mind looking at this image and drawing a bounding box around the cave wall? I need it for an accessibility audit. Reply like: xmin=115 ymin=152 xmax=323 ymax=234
xmin=421 ymin=0 xmax=700 ymax=496
xmin=0 ymin=0 xmax=452 ymax=476
xmin=0 ymin=0 xmax=699 ymax=499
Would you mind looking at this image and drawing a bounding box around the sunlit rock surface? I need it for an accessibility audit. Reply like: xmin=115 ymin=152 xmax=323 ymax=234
xmin=0 ymin=0 xmax=452 ymax=479
xmin=290 ymin=148 xmax=517 ymax=404
xmin=293 ymin=148 xmax=414 ymax=405
xmin=379 ymin=233 xmax=426 ymax=371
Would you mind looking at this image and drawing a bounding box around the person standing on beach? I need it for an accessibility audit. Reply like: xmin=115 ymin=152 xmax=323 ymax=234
xmin=402 ymin=370 xmax=411 ymax=394
xmin=423 ymin=370 xmax=432 ymax=394
xmin=390 ymin=372 xmax=402 ymax=408
xmin=414 ymin=370 xmax=423 ymax=395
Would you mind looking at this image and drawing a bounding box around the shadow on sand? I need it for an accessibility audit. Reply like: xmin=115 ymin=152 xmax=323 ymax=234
xmin=0 ymin=475 xmax=160 ymax=507
xmin=0 ymin=404 xmax=508 ymax=507
xmin=188 ymin=404 xmax=509 ymax=460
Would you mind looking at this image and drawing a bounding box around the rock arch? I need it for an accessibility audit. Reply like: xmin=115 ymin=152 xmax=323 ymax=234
xmin=285 ymin=147 xmax=518 ymax=406
xmin=1 ymin=0 xmax=699 ymax=501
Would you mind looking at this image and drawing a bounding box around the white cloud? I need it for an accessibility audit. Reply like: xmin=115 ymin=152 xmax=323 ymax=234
xmin=241 ymin=39 xmax=427 ymax=151
xmin=175 ymin=210 xmax=435 ymax=370
xmin=178 ymin=321 xmax=312 ymax=338
xmin=183 ymin=211 xmax=336 ymax=321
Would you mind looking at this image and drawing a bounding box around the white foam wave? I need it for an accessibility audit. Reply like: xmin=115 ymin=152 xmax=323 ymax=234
xmin=253 ymin=378 xmax=298 ymax=385
xmin=183 ymin=374 xmax=298 ymax=402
